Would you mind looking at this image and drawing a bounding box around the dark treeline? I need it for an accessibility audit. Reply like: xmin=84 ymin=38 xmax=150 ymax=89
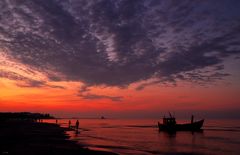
xmin=0 ymin=112 xmax=54 ymax=121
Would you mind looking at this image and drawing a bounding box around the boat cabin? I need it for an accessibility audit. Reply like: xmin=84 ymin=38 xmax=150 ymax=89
xmin=163 ymin=117 xmax=176 ymax=125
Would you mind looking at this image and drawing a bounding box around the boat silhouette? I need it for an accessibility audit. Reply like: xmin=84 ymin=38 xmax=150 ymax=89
xmin=158 ymin=114 xmax=204 ymax=132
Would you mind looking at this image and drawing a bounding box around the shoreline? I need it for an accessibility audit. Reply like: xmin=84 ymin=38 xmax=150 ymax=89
xmin=0 ymin=120 xmax=117 ymax=155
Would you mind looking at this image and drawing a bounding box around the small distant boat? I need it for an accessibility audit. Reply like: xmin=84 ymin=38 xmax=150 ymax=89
xmin=158 ymin=114 xmax=204 ymax=132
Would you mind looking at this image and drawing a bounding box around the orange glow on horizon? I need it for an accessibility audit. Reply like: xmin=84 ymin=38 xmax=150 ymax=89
xmin=1 ymin=75 xmax=240 ymax=118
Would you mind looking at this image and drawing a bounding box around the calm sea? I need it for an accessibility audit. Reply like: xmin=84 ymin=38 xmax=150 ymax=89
xmin=45 ymin=119 xmax=240 ymax=155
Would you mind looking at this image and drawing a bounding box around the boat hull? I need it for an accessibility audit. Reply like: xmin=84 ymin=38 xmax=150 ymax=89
xmin=158 ymin=119 xmax=204 ymax=132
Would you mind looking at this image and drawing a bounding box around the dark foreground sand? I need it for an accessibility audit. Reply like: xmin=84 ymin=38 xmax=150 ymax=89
xmin=0 ymin=120 xmax=117 ymax=155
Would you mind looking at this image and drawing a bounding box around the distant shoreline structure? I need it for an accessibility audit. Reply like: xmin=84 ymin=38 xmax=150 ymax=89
xmin=0 ymin=112 xmax=54 ymax=121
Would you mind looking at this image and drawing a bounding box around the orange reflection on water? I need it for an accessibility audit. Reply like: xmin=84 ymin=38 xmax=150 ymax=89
xmin=44 ymin=119 xmax=240 ymax=155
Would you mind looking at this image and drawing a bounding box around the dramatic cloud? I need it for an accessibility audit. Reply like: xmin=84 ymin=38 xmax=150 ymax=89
xmin=0 ymin=0 xmax=240 ymax=88
xmin=78 ymin=85 xmax=123 ymax=102
xmin=79 ymin=93 xmax=123 ymax=102
xmin=16 ymin=80 xmax=65 ymax=89
xmin=0 ymin=52 xmax=64 ymax=89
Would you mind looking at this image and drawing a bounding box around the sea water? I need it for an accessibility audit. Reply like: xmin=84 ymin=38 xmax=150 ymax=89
xmin=45 ymin=119 xmax=240 ymax=155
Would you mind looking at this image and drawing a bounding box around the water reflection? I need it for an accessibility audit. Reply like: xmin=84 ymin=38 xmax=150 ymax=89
xmin=44 ymin=119 xmax=240 ymax=155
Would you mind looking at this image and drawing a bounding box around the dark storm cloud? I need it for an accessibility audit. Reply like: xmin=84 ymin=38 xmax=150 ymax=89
xmin=0 ymin=0 xmax=240 ymax=88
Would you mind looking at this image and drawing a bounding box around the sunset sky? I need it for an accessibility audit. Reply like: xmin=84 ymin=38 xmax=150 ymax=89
xmin=0 ymin=0 xmax=240 ymax=118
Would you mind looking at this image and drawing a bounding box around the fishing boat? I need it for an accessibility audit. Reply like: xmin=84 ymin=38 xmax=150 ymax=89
xmin=158 ymin=114 xmax=204 ymax=132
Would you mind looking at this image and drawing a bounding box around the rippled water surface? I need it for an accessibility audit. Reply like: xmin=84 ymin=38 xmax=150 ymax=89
xmin=45 ymin=119 xmax=240 ymax=155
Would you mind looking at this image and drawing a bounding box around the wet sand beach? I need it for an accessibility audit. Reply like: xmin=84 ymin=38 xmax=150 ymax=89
xmin=0 ymin=120 xmax=117 ymax=155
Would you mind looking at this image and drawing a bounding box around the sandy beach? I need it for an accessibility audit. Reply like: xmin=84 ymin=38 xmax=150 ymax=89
xmin=0 ymin=120 xmax=117 ymax=155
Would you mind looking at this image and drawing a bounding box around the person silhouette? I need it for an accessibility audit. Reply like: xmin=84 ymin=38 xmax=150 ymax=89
xmin=191 ymin=115 xmax=194 ymax=124
xmin=76 ymin=120 xmax=79 ymax=130
xmin=68 ymin=120 xmax=71 ymax=128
